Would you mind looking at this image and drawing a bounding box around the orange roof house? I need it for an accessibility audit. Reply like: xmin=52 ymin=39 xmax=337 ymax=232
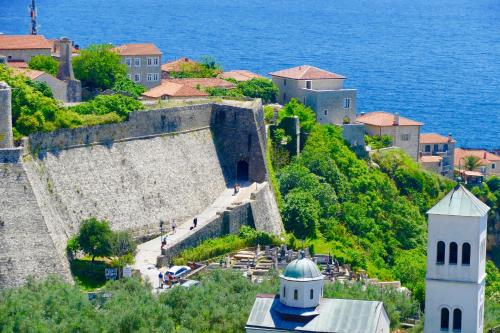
xmin=112 ymin=43 xmax=162 ymax=56
xmin=161 ymin=57 xmax=198 ymax=73
xmin=269 ymin=65 xmax=345 ymax=80
xmin=164 ymin=78 xmax=236 ymax=90
xmin=220 ymin=70 xmax=264 ymax=82
xmin=142 ymin=81 xmax=209 ymax=100
xmin=0 ymin=35 xmax=52 ymax=50
xmin=420 ymin=133 xmax=455 ymax=144
xmin=356 ymin=111 xmax=423 ymax=127
xmin=455 ymin=148 xmax=500 ymax=176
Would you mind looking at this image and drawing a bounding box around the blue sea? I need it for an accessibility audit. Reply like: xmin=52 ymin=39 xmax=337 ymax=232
xmin=1 ymin=0 xmax=499 ymax=148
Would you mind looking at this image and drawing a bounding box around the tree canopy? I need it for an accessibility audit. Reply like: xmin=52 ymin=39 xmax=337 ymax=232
xmin=28 ymin=55 xmax=59 ymax=76
xmin=73 ymin=44 xmax=126 ymax=91
xmin=76 ymin=218 xmax=113 ymax=261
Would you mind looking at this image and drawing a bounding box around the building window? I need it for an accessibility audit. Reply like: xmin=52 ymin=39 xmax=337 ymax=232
xmin=443 ymin=144 xmax=448 ymax=152
xmin=437 ymin=241 xmax=445 ymax=265
xmin=492 ymin=163 xmax=496 ymax=170
xmin=343 ymin=98 xmax=351 ymax=109
xmin=401 ymin=134 xmax=410 ymax=141
xmin=147 ymin=57 xmax=153 ymax=66
xmin=305 ymin=80 xmax=312 ymax=89
xmin=283 ymin=79 xmax=286 ymax=86
xmin=294 ymin=289 xmax=298 ymax=300
xmin=153 ymin=73 xmax=159 ymax=81
xmin=324 ymin=110 xmax=328 ymax=116
xmin=441 ymin=308 xmax=450 ymax=331
xmin=127 ymin=74 xmax=132 ymax=80
xmin=433 ymin=144 xmax=439 ymax=152
xmin=134 ymin=58 xmax=141 ymax=67
xmin=154 ymin=57 xmax=159 ymax=66
xmin=480 ymin=166 xmax=486 ymax=173
xmin=310 ymin=289 xmax=314 ymax=299
xmin=453 ymin=309 xmax=462 ymax=332
xmin=147 ymin=73 xmax=153 ymax=81
xmin=134 ymin=74 xmax=140 ymax=82
xmin=125 ymin=58 xmax=132 ymax=67
xmin=282 ymin=286 xmax=286 ymax=299
xmin=425 ymin=145 xmax=431 ymax=152
xmin=449 ymin=242 xmax=458 ymax=265
xmin=462 ymin=243 xmax=471 ymax=265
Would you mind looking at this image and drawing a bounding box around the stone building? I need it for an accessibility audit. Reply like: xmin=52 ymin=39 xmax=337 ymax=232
xmin=269 ymin=65 xmax=357 ymax=125
xmin=419 ymin=133 xmax=456 ymax=178
xmin=246 ymin=252 xmax=390 ymax=333
xmin=0 ymin=35 xmax=52 ymax=63
xmin=11 ymin=68 xmax=71 ymax=102
xmin=141 ymin=81 xmax=209 ymax=100
xmin=356 ymin=111 xmax=423 ymax=161
xmin=113 ymin=43 xmax=162 ymax=89
xmin=425 ymin=185 xmax=489 ymax=333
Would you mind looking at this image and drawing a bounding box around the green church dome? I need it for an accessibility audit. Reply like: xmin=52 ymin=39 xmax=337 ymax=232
xmin=282 ymin=253 xmax=323 ymax=280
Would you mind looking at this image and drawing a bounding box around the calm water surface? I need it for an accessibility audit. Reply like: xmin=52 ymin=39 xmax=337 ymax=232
xmin=1 ymin=0 xmax=499 ymax=148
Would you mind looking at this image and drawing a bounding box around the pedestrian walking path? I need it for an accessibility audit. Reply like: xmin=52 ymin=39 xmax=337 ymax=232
xmin=133 ymin=182 xmax=265 ymax=290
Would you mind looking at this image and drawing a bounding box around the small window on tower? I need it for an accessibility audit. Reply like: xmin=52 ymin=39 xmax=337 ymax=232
xmin=453 ymin=309 xmax=462 ymax=332
xmin=310 ymin=289 xmax=314 ymax=299
xmin=440 ymin=308 xmax=450 ymax=331
xmin=449 ymin=242 xmax=458 ymax=265
xmin=294 ymin=289 xmax=298 ymax=300
xmin=462 ymin=243 xmax=471 ymax=265
xmin=437 ymin=241 xmax=445 ymax=265
xmin=343 ymin=98 xmax=351 ymax=109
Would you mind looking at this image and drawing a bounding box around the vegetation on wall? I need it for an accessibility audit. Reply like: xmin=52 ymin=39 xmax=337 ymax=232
xmin=207 ymin=78 xmax=279 ymax=103
xmin=28 ymin=55 xmax=59 ymax=76
xmin=365 ymin=134 xmax=393 ymax=149
xmin=169 ymin=56 xmax=222 ymax=78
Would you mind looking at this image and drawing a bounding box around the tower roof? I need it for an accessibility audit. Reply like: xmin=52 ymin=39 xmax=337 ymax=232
xmin=427 ymin=184 xmax=490 ymax=217
xmin=282 ymin=253 xmax=323 ymax=280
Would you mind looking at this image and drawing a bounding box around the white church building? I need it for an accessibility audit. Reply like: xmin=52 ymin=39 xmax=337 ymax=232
xmin=245 ymin=252 xmax=390 ymax=333
xmin=424 ymin=184 xmax=489 ymax=333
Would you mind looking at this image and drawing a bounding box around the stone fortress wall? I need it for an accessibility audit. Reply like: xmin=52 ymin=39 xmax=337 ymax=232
xmin=0 ymin=98 xmax=282 ymax=289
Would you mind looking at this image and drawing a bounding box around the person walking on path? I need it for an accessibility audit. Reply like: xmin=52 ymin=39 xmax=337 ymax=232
xmin=193 ymin=217 xmax=198 ymax=229
xmin=171 ymin=219 xmax=177 ymax=234
xmin=158 ymin=272 xmax=163 ymax=289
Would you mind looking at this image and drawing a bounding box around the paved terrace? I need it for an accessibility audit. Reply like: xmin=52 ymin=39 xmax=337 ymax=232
xmin=133 ymin=182 xmax=265 ymax=291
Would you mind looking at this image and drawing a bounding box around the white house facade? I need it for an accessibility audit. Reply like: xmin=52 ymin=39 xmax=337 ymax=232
xmin=424 ymin=185 xmax=489 ymax=333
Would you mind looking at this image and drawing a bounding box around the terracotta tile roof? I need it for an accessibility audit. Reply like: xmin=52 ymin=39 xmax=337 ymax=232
xmin=356 ymin=111 xmax=423 ymax=127
xmin=142 ymin=81 xmax=208 ymax=99
xmin=112 ymin=43 xmax=162 ymax=56
xmin=0 ymin=35 xmax=52 ymax=50
xmin=454 ymin=148 xmax=500 ymax=166
xmin=161 ymin=57 xmax=198 ymax=72
xmin=420 ymin=155 xmax=443 ymax=163
xmin=219 ymin=70 xmax=264 ymax=82
xmin=269 ymin=65 xmax=345 ymax=80
xmin=11 ymin=67 xmax=45 ymax=80
xmin=6 ymin=60 xmax=28 ymax=68
xmin=458 ymin=170 xmax=484 ymax=177
xmin=164 ymin=78 xmax=236 ymax=89
xmin=420 ymin=133 xmax=455 ymax=144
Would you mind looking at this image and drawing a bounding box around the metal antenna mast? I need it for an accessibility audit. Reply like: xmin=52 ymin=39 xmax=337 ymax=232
xmin=29 ymin=0 xmax=37 ymax=35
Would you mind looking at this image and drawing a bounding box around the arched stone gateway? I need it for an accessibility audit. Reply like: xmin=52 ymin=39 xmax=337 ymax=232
xmin=237 ymin=160 xmax=249 ymax=181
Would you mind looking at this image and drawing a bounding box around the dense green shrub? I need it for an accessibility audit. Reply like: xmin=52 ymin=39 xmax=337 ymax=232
xmin=112 ymin=75 xmax=145 ymax=98
xmin=70 ymin=94 xmax=143 ymax=117
xmin=73 ymin=44 xmax=126 ymax=91
xmin=364 ymin=134 xmax=392 ymax=149
xmin=237 ymin=78 xmax=278 ymax=103
xmin=28 ymin=55 xmax=59 ymax=76
xmin=278 ymin=98 xmax=316 ymax=132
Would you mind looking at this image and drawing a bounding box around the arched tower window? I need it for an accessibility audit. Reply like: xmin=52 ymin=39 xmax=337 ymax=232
xmin=437 ymin=241 xmax=446 ymax=265
xmin=449 ymin=242 xmax=458 ymax=265
xmin=310 ymin=289 xmax=314 ymax=300
xmin=282 ymin=286 xmax=286 ymax=299
xmin=462 ymin=243 xmax=471 ymax=265
xmin=294 ymin=289 xmax=298 ymax=300
xmin=453 ymin=309 xmax=462 ymax=331
xmin=440 ymin=308 xmax=449 ymax=330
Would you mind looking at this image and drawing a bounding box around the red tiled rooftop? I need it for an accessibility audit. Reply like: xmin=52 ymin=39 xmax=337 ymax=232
xmin=420 ymin=155 xmax=443 ymax=163
xmin=142 ymin=81 xmax=209 ymax=99
xmin=161 ymin=57 xmax=198 ymax=72
xmin=420 ymin=133 xmax=455 ymax=144
xmin=356 ymin=111 xmax=423 ymax=127
xmin=164 ymin=78 xmax=236 ymax=89
xmin=454 ymin=148 xmax=500 ymax=166
xmin=269 ymin=65 xmax=345 ymax=80
xmin=0 ymin=35 xmax=52 ymax=50
xmin=220 ymin=70 xmax=265 ymax=82
xmin=112 ymin=43 xmax=162 ymax=56
xmin=11 ymin=67 xmax=45 ymax=80
xmin=6 ymin=60 xmax=28 ymax=69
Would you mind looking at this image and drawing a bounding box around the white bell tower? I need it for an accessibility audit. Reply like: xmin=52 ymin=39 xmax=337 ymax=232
xmin=424 ymin=184 xmax=489 ymax=333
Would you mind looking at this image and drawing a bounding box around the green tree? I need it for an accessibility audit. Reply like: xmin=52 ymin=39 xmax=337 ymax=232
xmin=26 ymin=80 xmax=54 ymax=98
xmin=279 ymin=98 xmax=316 ymax=132
xmin=462 ymin=155 xmax=483 ymax=171
xmin=237 ymin=78 xmax=278 ymax=103
xmin=112 ymin=75 xmax=145 ymax=98
xmin=365 ymin=134 xmax=393 ymax=149
xmin=77 ymin=218 xmax=113 ymax=261
xmin=28 ymin=55 xmax=59 ymax=76
xmin=70 ymin=94 xmax=143 ymax=118
xmin=73 ymin=44 xmax=126 ymax=91
xmin=110 ymin=231 xmax=137 ymax=258
xmin=282 ymin=190 xmax=320 ymax=239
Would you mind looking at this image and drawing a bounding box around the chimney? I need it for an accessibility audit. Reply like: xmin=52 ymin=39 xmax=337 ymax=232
xmin=448 ymin=133 xmax=453 ymax=142
xmin=393 ymin=113 xmax=400 ymax=126
xmin=484 ymin=152 xmax=487 ymax=159
xmin=56 ymin=37 xmax=75 ymax=81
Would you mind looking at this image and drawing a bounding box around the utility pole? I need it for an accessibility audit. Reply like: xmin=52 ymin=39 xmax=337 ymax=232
xmin=29 ymin=0 xmax=37 ymax=35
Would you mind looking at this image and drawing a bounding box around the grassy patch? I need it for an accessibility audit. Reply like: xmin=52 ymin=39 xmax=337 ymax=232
xmin=70 ymin=258 xmax=113 ymax=291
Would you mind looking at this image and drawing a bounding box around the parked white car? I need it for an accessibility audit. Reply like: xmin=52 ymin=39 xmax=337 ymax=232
xmin=166 ymin=266 xmax=191 ymax=279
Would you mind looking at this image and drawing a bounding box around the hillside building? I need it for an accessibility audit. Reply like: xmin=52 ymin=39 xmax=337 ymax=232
xmin=161 ymin=57 xmax=198 ymax=79
xmin=113 ymin=43 xmax=162 ymax=89
xmin=424 ymin=184 xmax=489 ymax=333
xmin=246 ymin=252 xmax=390 ymax=333
xmin=455 ymin=148 xmax=500 ymax=180
xmin=220 ymin=70 xmax=264 ymax=82
xmin=356 ymin=111 xmax=422 ymax=161
xmin=419 ymin=133 xmax=456 ymax=177
xmin=269 ymin=65 xmax=357 ymax=125
xmin=141 ymin=81 xmax=209 ymax=100
xmin=0 ymin=35 xmax=52 ymax=63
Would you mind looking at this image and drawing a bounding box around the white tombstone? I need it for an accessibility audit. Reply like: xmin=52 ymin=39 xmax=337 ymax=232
xmin=424 ymin=185 xmax=489 ymax=333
